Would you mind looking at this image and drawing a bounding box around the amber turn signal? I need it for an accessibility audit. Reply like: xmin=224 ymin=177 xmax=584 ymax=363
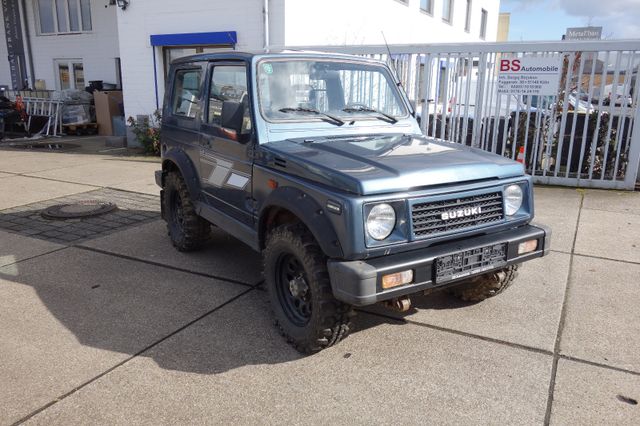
xmin=518 ymin=239 xmax=538 ymax=255
xmin=381 ymin=270 xmax=414 ymax=289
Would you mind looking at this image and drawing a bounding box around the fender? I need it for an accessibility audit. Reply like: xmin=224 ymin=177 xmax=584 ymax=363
xmin=259 ymin=186 xmax=343 ymax=259
xmin=161 ymin=148 xmax=202 ymax=200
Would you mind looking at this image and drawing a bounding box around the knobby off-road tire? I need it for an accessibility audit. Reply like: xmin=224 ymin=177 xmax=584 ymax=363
xmin=163 ymin=171 xmax=211 ymax=252
xmin=264 ymin=223 xmax=354 ymax=354
xmin=447 ymin=265 xmax=519 ymax=302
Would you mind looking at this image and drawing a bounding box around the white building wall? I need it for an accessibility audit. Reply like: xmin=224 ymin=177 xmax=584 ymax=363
xmin=24 ymin=0 xmax=120 ymax=90
xmin=115 ymin=0 xmax=283 ymax=120
xmin=0 ymin=6 xmax=12 ymax=87
xmin=115 ymin=0 xmax=499 ymax=120
xmin=282 ymin=0 xmax=500 ymax=46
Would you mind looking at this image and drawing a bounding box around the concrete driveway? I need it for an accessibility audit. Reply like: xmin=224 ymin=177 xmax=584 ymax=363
xmin=0 ymin=139 xmax=638 ymax=425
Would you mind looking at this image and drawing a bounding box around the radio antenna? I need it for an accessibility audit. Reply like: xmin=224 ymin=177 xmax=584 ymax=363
xmin=381 ymin=31 xmax=402 ymax=87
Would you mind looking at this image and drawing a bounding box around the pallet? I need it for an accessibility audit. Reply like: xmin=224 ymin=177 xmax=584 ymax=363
xmin=62 ymin=123 xmax=99 ymax=136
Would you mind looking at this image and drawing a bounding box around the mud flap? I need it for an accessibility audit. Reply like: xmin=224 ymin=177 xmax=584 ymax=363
xmin=160 ymin=189 xmax=166 ymax=220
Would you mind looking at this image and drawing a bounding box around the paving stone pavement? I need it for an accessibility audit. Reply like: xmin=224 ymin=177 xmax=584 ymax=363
xmin=0 ymin=188 xmax=159 ymax=245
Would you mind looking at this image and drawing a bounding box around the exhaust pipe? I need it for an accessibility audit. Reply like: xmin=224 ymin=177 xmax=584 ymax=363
xmin=383 ymin=296 xmax=411 ymax=312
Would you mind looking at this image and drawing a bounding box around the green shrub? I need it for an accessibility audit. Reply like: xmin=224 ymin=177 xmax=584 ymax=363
xmin=128 ymin=110 xmax=162 ymax=155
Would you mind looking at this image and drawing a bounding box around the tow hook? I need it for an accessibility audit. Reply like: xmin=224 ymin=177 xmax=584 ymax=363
xmin=383 ymin=296 xmax=411 ymax=312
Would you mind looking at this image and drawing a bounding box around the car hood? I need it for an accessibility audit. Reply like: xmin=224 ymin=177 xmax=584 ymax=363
xmin=259 ymin=134 xmax=524 ymax=195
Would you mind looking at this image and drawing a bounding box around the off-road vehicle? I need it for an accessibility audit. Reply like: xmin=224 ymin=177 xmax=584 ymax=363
xmin=156 ymin=51 xmax=550 ymax=353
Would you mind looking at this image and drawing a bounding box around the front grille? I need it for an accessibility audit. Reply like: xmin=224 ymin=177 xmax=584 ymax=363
xmin=411 ymin=192 xmax=504 ymax=238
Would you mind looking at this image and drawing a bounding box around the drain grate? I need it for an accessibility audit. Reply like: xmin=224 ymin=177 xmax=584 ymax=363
xmin=41 ymin=201 xmax=118 ymax=219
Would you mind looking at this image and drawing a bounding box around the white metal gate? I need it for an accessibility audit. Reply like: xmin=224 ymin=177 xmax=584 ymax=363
xmin=277 ymin=41 xmax=640 ymax=190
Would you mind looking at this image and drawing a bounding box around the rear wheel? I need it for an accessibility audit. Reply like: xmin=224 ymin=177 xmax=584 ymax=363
xmin=447 ymin=265 xmax=519 ymax=302
xmin=163 ymin=171 xmax=210 ymax=251
xmin=264 ymin=223 xmax=353 ymax=353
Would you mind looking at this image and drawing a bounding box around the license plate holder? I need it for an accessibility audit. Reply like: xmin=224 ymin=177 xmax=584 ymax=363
xmin=435 ymin=243 xmax=508 ymax=284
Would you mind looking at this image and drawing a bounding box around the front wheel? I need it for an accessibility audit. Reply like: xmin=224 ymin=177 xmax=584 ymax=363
xmin=447 ymin=265 xmax=519 ymax=302
xmin=263 ymin=223 xmax=353 ymax=354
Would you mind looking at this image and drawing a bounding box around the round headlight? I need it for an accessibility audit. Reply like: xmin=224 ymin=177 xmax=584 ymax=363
xmin=504 ymin=184 xmax=523 ymax=216
xmin=366 ymin=203 xmax=396 ymax=240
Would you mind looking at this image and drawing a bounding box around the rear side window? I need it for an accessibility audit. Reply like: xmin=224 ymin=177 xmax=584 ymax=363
xmin=172 ymin=69 xmax=202 ymax=118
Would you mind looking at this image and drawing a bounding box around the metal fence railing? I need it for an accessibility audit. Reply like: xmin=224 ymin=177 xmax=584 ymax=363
xmin=277 ymin=40 xmax=640 ymax=190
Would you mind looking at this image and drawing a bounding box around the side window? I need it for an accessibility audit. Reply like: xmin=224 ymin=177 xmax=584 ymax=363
xmin=208 ymin=65 xmax=252 ymax=134
xmin=172 ymin=69 xmax=202 ymax=118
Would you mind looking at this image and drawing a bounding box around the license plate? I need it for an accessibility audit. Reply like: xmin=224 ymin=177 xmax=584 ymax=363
xmin=435 ymin=243 xmax=507 ymax=284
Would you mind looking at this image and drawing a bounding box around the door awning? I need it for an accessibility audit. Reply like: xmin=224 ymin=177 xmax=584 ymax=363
xmin=150 ymin=31 xmax=237 ymax=47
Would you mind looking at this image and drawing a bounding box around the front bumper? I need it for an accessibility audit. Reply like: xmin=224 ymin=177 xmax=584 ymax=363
xmin=327 ymin=224 xmax=550 ymax=306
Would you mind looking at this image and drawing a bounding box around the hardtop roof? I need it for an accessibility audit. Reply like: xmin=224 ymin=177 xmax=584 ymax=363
xmin=170 ymin=50 xmax=384 ymax=66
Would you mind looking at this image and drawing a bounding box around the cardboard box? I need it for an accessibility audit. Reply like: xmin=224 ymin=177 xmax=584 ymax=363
xmin=94 ymin=91 xmax=123 ymax=136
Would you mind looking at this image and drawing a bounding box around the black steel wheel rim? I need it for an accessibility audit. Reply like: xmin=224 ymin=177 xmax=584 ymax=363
xmin=170 ymin=191 xmax=185 ymax=232
xmin=275 ymin=252 xmax=312 ymax=326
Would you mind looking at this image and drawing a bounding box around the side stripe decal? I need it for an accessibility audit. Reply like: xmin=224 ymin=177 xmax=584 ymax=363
xmin=200 ymin=151 xmax=249 ymax=190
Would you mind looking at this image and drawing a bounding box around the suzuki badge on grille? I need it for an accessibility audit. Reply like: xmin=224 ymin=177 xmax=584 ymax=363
xmin=441 ymin=206 xmax=482 ymax=221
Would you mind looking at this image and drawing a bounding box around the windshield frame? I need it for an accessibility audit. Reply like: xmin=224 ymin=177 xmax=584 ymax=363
xmin=255 ymin=57 xmax=411 ymax=125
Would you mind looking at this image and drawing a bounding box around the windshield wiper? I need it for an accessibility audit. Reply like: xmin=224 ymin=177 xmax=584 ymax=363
xmin=341 ymin=106 xmax=398 ymax=124
xmin=278 ymin=107 xmax=344 ymax=126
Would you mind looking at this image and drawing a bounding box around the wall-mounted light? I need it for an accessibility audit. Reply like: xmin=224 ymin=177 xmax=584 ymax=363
xmin=115 ymin=0 xmax=129 ymax=10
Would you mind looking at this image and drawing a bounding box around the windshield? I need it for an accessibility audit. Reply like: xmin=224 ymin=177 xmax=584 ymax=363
xmin=257 ymin=59 xmax=408 ymax=122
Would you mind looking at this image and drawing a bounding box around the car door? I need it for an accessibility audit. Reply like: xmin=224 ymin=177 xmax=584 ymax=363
xmin=162 ymin=64 xmax=205 ymax=179
xmin=199 ymin=61 xmax=254 ymax=227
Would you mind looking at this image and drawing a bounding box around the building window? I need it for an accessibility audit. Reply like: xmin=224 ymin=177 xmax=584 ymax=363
xmin=465 ymin=0 xmax=472 ymax=32
xmin=80 ymin=0 xmax=92 ymax=30
xmin=480 ymin=8 xmax=488 ymax=39
xmin=55 ymin=59 xmax=84 ymax=90
xmin=420 ymin=0 xmax=433 ymax=14
xmin=36 ymin=0 xmax=92 ymax=34
xmin=57 ymin=63 xmax=70 ymax=90
xmin=442 ymin=0 xmax=454 ymax=24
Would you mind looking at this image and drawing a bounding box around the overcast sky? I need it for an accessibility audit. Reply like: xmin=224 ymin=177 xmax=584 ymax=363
xmin=501 ymin=0 xmax=640 ymax=41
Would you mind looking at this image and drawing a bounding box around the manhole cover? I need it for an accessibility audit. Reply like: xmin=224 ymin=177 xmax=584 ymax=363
xmin=41 ymin=201 xmax=118 ymax=219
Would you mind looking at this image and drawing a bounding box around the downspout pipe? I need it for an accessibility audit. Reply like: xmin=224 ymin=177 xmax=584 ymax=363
xmin=20 ymin=0 xmax=36 ymax=88
xmin=263 ymin=0 xmax=269 ymax=52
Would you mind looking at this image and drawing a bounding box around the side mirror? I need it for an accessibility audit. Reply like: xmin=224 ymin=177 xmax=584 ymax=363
xmin=220 ymin=100 xmax=244 ymax=134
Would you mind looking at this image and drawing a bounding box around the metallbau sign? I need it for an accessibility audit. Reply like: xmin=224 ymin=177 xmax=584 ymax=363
xmin=497 ymin=57 xmax=561 ymax=96
xmin=1 ymin=0 xmax=26 ymax=89
xmin=565 ymin=26 xmax=602 ymax=41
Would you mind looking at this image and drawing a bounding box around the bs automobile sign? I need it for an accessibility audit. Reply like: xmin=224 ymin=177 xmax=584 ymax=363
xmin=497 ymin=57 xmax=561 ymax=96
